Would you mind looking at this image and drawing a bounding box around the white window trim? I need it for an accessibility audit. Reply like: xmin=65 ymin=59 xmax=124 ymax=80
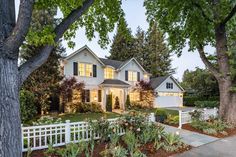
xmin=79 ymin=62 xmax=93 ymax=77
xmin=128 ymin=71 xmax=138 ymax=82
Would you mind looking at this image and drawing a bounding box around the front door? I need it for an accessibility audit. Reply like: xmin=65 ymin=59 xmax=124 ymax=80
xmin=110 ymin=88 xmax=123 ymax=110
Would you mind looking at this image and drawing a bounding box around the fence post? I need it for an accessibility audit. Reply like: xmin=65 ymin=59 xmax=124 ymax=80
xmin=65 ymin=120 xmax=71 ymax=144
xmin=21 ymin=124 xmax=23 ymax=151
xmin=149 ymin=113 xmax=155 ymax=122
xmin=178 ymin=110 xmax=182 ymax=129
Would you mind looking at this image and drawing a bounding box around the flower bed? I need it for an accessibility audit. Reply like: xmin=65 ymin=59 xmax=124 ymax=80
xmin=25 ymin=111 xmax=191 ymax=157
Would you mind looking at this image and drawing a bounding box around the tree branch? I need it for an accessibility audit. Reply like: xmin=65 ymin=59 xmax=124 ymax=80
xmin=197 ymin=44 xmax=221 ymax=79
xmin=18 ymin=0 xmax=94 ymax=86
xmin=3 ymin=0 xmax=34 ymax=58
xmin=220 ymin=4 xmax=236 ymax=25
xmin=192 ymin=2 xmax=214 ymax=23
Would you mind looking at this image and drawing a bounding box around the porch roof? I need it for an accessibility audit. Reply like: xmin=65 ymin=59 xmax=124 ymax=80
xmin=100 ymin=79 xmax=130 ymax=87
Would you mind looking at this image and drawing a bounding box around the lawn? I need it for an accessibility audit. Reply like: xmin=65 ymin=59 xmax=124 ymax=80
xmin=134 ymin=107 xmax=179 ymax=116
xmin=58 ymin=112 xmax=121 ymax=122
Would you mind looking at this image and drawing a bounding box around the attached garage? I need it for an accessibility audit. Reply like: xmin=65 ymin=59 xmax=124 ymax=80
xmin=150 ymin=75 xmax=184 ymax=108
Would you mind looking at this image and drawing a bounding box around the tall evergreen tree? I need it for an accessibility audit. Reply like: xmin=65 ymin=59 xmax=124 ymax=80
xmin=20 ymin=9 xmax=65 ymax=114
xmin=108 ymin=17 xmax=135 ymax=61
xmin=145 ymin=23 xmax=175 ymax=77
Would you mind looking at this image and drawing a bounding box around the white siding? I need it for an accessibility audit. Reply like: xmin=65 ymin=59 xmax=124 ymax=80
xmin=154 ymin=77 xmax=183 ymax=108
xmin=63 ymin=49 xmax=104 ymax=89
xmin=118 ymin=60 xmax=149 ymax=86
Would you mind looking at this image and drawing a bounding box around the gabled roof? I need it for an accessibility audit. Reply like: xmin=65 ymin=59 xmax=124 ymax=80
xmin=64 ymin=45 xmax=105 ymax=66
xmin=150 ymin=75 xmax=184 ymax=91
xmin=100 ymin=79 xmax=130 ymax=87
xmin=117 ymin=58 xmax=148 ymax=73
xmin=99 ymin=58 xmax=124 ymax=69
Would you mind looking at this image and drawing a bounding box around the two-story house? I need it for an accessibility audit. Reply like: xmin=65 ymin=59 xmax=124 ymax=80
xmin=61 ymin=45 xmax=184 ymax=111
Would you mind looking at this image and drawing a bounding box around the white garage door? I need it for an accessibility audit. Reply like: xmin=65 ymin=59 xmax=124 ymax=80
xmin=154 ymin=95 xmax=183 ymax=108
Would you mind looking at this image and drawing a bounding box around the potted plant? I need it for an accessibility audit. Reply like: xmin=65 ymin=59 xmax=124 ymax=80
xmin=155 ymin=109 xmax=167 ymax=123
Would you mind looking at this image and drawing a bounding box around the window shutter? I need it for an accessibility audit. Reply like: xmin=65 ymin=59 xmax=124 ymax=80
xmin=86 ymin=90 xmax=90 ymax=102
xmin=73 ymin=62 xmax=78 ymax=76
xmin=82 ymin=90 xmax=85 ymax=102
xmin=137 ymin=72 xmax=140 ymax=81
xmin=98 ymin=90 xmax=102 ymax=102
xmin=93 ymin=65 xmax=97 ymax=77
xmin=125 ymin=71 xmax=128 ymax=81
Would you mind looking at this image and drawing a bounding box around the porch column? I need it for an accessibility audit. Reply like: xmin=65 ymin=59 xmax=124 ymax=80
xmin=102 ymin=87 xmax=109 ymax=111
xmin=123 ymin=88 xmax=128 ymax=110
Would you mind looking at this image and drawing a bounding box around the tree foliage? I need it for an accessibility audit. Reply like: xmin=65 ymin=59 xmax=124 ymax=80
xmin=181 ymin=68 xmax=219 ymax=97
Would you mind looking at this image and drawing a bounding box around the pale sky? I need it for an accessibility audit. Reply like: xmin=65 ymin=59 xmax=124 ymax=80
xmin=15 ymin=0 xmax=213 ymax=80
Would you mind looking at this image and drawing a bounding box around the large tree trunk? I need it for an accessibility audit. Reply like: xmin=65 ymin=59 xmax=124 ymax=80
xmin=214 ymin=24 xmax=236 ymax=124
xmin=0 ymin=57 xmax=22 ymax=157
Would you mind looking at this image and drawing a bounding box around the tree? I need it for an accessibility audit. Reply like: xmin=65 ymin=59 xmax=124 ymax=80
xmin=0 ymin=0 xmax=124 ymax=156
xmin=20 ymin=9 xmax=65 ymax=115
xmin=108 ymin=17 xmax=135 ymax=60
xmin=145 ymin=23 xmax=175 ymax=77
xmin=144 ymin=0 xmax=236 ymax=124
xmin=181 ymin=68 xmax=219 ymax=98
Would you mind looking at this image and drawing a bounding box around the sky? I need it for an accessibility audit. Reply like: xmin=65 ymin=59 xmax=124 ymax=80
xmin=15 ymin=0 xmax=211 ymax=81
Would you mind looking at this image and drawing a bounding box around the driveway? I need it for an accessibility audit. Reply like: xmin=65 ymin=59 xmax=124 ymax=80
xmin=175 ymin=135 xmax=236 ymax=157
xmin=165 ymin=106 xmax=196 ymax=112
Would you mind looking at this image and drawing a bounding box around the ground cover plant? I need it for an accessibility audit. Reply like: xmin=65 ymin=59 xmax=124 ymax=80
xmin=27 ymin=111 xmax=190 ymax=157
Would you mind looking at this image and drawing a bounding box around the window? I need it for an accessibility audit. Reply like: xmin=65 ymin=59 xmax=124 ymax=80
xmin=90 ymin=90 xmax=98 ymax=102
xmin=128 ymin=71 xmax=137 ymax=81
xmin=104 ymin=67 xmax=114 ymax=79
xmin=158 ymin=92 xmax=181 ymax=96
xmin=166 ymin=82 xmax=173 ymax=89
xmin=79 ymin=63 xmax=92 ymax=77
xmin=129 ymin=92 xmax=140 ymax=101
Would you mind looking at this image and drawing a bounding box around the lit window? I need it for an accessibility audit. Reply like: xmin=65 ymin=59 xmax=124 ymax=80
xmin=90 ymin=90 xmax=98 ymax=102
xmin=166 ymin=82 xmax=173 ymax=89
xmin=79 ymin=63 xmax=92 ymax=77
xmin=129 ymin=92 xmax=140 ymax=101
xmin=79 ymin=63 xmax=85 ymax=76
xmin=85 ymin=64 xmax=92 ymax=77
xmin=104 ymin=67 xmax=114 ymax=79
xmin=144 ymin=74 xmax=148 ymax=79
xmin=128 ymin=71 xmax=137 ymax=81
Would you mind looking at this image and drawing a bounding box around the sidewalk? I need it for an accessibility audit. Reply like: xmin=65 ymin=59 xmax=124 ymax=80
xmin=162 ymin=124 xmax=219 ymax=147
xmin=175 ymin=135 xmax=236 ymax=157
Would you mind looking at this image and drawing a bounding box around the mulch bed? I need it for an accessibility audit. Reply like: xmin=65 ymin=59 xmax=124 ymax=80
xmin=28 ymin=141 xmax=191 ymax=157
xmin=181 ymin=124 xmax=236 ymax=138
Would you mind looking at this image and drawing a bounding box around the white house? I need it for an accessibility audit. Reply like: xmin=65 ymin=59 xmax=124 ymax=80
xmin=150 ymin=76 xmax=184 ymax=108
xmin=61 ymin=45 xmax=184 ymax=111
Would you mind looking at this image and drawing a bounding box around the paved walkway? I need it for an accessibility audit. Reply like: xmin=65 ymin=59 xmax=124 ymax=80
xmin=175 ymin=135 xmax=236 ymax=157
xmin=162 ymin=124 xmax=218 ymax=147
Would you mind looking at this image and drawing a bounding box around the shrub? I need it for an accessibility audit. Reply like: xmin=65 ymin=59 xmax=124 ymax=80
xmin=189 ymin=110 xmax=203 ymax=121
xmin=114 ymin=96 xmax=120 ymax=109
xmin=155 ymin=109 xmax=167 ymax=117
xmin=125 ymin=95 xmax=131 ymax=110
xmin=165 ymin=115 xmax=179 ymax=125
xmin=20 ymin=90 xmax=37 ymax=123
xmin=32 ymin=116 xmax=62 ymax=126
xmin=77 ymin=102 xmax=103 ymax=113
xmin=194 ymin=101 xmax=219 ymax=108
xmin=106 ymin=94 xmax=112 ymax=112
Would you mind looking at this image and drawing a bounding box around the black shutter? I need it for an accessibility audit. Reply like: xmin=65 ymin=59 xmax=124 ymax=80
xmin=82 ymin=90 xmax=85 ymax=102
xmin=93 ymin=65 xmax=97 ymax=77
xmin=125 ymin=71 xmax=128 ymax=81
xmin=86 ymin=90 xmax=90 ymax=102
xmin=73 ymin=62 xmax=78 ymax=76
xmin=137 ymin=72 xmax=140 ymax=81
xmin=98 ymin=90 xmax=102 ymax=102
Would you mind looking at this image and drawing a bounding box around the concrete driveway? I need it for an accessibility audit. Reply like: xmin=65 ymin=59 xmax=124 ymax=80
xmin=175 ymin=135 xmax=236 ymax=157
xmin=165 ymin=106 xmax=196 ymax=112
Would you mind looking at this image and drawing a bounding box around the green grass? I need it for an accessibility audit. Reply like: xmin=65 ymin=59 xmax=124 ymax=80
xmin=25 ymin=112 xmax=121 ymax=125
xmin=155 ymin=108 xmax=179 ymax=116
xmin=58 ymin=112 xmax=121 ymax=122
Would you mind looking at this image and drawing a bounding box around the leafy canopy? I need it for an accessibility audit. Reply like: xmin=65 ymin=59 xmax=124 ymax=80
xmin=28 ymin=0 xmax=124 ymax=48
xmin=144 ymin=0 xmax=236 ymax=55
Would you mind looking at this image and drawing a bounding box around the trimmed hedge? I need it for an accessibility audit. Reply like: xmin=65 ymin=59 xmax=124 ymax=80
xmin=194 ymin=101 xmax=219 ymax=108
xmin=183 ymin=95 xmax=219 ymax=107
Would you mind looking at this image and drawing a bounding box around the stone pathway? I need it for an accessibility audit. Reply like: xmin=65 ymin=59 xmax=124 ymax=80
xmin=162 ymin=124 xmax=219 ymax=147
xmin=175 ymin=135 xmax=236 ymax=157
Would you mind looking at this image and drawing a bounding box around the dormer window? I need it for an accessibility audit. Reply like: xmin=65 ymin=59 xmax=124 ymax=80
xmin=104 ymin=67 xmax=114 ymax=79
xmin=166 ymin=82 xmax=173 ymax=89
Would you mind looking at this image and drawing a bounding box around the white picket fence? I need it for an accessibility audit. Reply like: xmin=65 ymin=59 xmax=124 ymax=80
xmin=22 ymin=113 xmax=155 ymax=152
xmin=178 ymin=108 xmax=218 ymax=128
